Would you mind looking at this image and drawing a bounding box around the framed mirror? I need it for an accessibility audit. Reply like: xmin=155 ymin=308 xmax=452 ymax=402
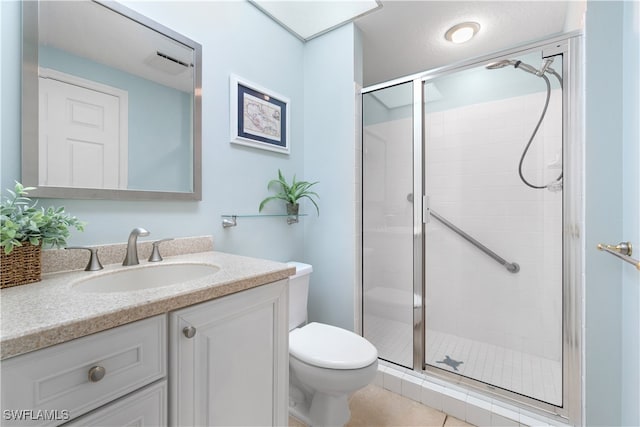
xmin=22 ymin=1 xmax=202 ymax=200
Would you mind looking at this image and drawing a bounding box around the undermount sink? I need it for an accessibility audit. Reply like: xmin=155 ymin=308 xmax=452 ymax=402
xmin=72 ymin=263 xmax=220 ymax=293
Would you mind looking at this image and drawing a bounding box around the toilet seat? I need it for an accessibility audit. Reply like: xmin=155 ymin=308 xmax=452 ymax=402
xmin=289 ymin=322 xmax=378 ymax=370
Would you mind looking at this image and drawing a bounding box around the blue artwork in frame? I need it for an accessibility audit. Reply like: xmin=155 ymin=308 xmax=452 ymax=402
xmin=230 ymin=75 xmax=290 ymax=154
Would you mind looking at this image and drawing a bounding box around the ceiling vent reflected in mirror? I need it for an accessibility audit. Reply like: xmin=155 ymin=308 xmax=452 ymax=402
xmin=145 ymin=51 xmax=192 ymax=76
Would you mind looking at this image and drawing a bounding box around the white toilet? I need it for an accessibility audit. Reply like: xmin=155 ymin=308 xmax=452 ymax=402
xmin=287 ymin=262 xmax=378 ymax=427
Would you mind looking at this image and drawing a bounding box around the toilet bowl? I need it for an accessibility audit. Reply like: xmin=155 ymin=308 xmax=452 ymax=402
xmin=287 ymin=262 xmax=378 ymax=427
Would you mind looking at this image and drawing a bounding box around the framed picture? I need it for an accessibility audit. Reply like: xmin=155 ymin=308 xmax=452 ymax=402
xmin=230 ymin=75 xmax=290 ymax=154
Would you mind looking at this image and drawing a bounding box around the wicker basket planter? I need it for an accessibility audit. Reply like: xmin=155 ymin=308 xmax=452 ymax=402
xmin=1 ymin=243 xmax=42 ymax=288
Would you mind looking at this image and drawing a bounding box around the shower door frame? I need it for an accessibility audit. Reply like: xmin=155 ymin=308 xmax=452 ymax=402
xmin=361 ymin=32 xmax=583 ymax=424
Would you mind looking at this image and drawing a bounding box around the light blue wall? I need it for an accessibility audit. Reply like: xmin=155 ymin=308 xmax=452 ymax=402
xmin=303 ymin=23 xmax=358 ymax=331
xmin=584 ymin=1 xmax=623 ymax=425
xmin=621 ymin=1 xmax=640 ymax=424
xmin=1 ymin=0 xmax=306 ymax=263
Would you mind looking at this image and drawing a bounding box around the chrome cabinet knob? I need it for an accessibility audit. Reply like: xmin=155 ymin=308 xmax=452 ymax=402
xmin=183 ymin=326 xmax=196 ymax=339
xmin=88 ymin=365 xmax=106 ymax=382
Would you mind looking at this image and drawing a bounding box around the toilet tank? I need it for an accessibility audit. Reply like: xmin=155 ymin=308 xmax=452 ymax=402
xmin=287 ymin=262 xmax=313 ymax=331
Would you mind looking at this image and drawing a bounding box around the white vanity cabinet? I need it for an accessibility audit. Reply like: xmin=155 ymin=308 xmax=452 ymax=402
xmin=169 ymin=279 xmax=289 ymax=427
xmin=1 ymin=276 xmax=289 ymax=426
xmin=0 ymin=315 xmax=166 ymax=426
xmin=64 ymin=380 xmax=167 ymax=426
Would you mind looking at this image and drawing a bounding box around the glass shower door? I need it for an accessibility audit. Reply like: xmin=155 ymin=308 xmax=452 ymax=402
xmin=362 ymin=82 xmax=415 ymax=368
xmin=423 ymin=52 xmax=564 ymax=406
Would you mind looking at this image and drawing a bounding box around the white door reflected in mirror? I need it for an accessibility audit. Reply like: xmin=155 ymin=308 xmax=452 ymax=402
xmin=39 ymin=70 xmax=128 ymax=190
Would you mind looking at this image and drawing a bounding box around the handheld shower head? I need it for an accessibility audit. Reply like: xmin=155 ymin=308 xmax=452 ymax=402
xmin=487 ymin=57 xmax=560 ymax=85
xmin=486 ymin=59 xmax=540 ymax=77
xmin=485 ymin=59 xmax=516 ymax=70
xmin=513 ymin=60 xmax=539 ymax=76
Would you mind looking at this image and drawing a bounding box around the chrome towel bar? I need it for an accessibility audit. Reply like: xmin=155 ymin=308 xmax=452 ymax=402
xmin=597 ymin=242 xmax=640 ymax=271
xmin=429 ymin=210 xmax=520 ymax=274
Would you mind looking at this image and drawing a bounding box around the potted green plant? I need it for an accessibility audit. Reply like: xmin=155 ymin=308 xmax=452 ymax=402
xmin=1 ymin=182 xmax=85 ymax=288
xmin=258 ymin=169 xmax=319 ymax=216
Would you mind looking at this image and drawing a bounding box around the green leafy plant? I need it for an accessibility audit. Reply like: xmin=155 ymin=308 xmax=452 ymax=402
xmin=0 ymin=182 xmax=85 ymax=255
xmin=258 ymin=169 xmax=319 ymax=215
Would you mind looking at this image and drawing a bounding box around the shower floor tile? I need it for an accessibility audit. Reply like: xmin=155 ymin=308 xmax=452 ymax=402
xmin=363 ymin=315 xmax=562 ymax=405
xmin=425 ymin=330 xmax=562 ymax=406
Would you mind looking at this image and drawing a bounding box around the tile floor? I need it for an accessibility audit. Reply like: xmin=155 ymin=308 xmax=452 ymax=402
xmin=289 ymin=384 xmax=475 ymax=427
xmin=364 ymin=314 xmax=562 ymax=405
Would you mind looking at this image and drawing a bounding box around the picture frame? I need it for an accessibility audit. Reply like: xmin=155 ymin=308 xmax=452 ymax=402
xmin=230 ymin=75 xmax=290 ymax=154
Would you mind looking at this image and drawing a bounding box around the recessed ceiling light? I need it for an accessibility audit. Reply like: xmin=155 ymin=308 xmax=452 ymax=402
xmin=444 ymin=22 xmax=480 ymax=44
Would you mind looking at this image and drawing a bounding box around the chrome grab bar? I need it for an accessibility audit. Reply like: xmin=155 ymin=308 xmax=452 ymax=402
xmin=429 ymin=210 xmax=520 ymax=273
xmin=597 ymin=242 xmax=640 ymax=271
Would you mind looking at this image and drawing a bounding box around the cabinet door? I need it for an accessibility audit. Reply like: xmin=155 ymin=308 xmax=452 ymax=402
xmin=169 ymin=280 xmax=288 ymax=427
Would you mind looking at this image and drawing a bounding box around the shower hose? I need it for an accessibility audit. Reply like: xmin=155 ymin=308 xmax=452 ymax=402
xmin=518 ymin=73 xmax=563 ymax=190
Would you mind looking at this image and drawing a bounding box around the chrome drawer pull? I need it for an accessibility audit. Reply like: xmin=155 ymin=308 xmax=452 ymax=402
xmin=88 ymin=365 xmax=106 ymax=383
xmin=183 ymin=326 xmax=196 ymax=339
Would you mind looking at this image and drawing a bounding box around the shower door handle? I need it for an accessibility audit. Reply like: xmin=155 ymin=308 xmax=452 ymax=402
xmin=597 ymin=242 xmax=640 ymax=270
xmin=423 ymin=195 xmax=430 ymax=224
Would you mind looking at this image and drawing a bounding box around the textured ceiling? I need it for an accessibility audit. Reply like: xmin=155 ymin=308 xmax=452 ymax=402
xmin=355 ymin=1 xmax=584 ymax=86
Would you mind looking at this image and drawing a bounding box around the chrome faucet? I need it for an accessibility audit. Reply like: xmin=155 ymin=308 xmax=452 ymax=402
xmin=123 ymin=227 xmax=150 ymax=266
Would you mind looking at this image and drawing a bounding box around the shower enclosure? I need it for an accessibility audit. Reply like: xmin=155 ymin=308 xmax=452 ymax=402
xmin=361 ymin=35 xmax=582 ymax=419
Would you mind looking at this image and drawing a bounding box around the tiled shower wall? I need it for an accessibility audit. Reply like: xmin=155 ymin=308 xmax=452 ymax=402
xmin=425 ymin=89 xmax=563 ymax=362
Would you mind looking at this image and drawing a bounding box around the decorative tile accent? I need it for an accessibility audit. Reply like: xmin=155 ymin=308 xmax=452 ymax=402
xmin=436 ymin=355 xmax=465 ymax=371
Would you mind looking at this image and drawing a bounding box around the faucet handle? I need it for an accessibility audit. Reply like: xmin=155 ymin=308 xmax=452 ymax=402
xmin=66 ymin=246 xmax=104 ymax=271
xmin=148 ymin=238 xmax=174 ymax=262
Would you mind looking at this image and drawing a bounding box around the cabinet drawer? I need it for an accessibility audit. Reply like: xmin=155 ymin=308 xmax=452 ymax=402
xmin=1 ymin=315 xmax=166 ymax=426
xmin=64 ymin=380 xmax=166 ymax=427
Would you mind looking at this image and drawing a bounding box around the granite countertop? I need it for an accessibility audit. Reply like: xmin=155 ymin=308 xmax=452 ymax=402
xmin=0 ymin=251 xmax=295 ymax=360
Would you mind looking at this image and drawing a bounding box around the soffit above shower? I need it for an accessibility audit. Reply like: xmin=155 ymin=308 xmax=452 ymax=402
xmin=249 ymin=0 xmax=382 ymax=42
xmin=355 ymin=1 xmax=586 ymax=86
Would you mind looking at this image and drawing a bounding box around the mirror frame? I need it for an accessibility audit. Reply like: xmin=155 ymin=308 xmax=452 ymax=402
xmin=22 ymin=0 xmax=202 ymax=201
